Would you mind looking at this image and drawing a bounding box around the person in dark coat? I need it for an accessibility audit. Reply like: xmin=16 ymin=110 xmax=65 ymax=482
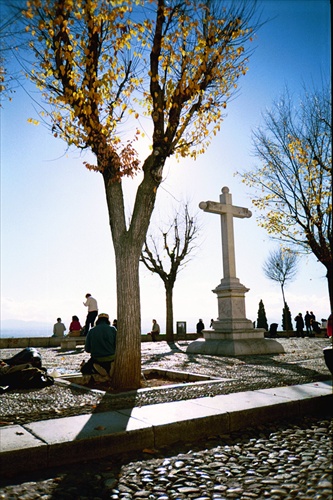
xmin=80 ymin=313 xmax=117 ymax=375
xmin=294 ymin=313 xmax=304 ymax=338
xmin=196 ymin=319 xmax=205 ymax=335
xmin=304 ymin=311 xmax=312 ymax=335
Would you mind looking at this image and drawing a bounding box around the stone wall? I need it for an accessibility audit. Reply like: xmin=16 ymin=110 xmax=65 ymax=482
xmin=0 ymin=333 xmax=199 ymax=349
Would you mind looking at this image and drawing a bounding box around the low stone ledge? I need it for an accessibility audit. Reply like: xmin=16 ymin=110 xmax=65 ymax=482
xmin=0 ymin=333 xmax=200 ymax=349
xmin=0 ymin=337 xmax=85 ymax=349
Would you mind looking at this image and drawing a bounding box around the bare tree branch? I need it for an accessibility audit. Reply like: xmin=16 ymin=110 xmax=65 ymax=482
xmin=140 ymin=203 xmax=200 ymax=341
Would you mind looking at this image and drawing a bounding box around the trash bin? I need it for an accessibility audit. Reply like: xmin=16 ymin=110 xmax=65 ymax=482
xmin=269 ymin=323 xmax=278 ymax=338
xmin=176 ymin=321 xmax=186 ymax=339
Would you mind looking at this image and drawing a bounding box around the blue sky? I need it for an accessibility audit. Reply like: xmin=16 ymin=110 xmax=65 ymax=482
xmin=0 ymin=0 xmax=331 ymax=334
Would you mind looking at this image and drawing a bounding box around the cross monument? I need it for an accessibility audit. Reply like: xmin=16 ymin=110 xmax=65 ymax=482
xmin=199 ymin=186 xmax=251 ymax=283
xmin=186 ymin=186 xmax=284 ymax=356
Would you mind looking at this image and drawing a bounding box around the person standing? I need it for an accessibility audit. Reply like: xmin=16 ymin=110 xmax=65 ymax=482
xmin=310 ymin=311 xmax=316 ymax=324
xmin=83 ymin=293 xmax=98 ymax=336
xmin=81 ymin=313 xmax=117 ymax=375
xmin=196 ymin=319 xmax=205 ymax=335
xmin=149 ymin=319 xmax=160 ymax=342
xmin=294 ymin=313 xmax=304 ymax=338
xmin=304 ymin=311 xmax=312 ymax=336
xmin=53 ymin=318 xmax=66 ymax=337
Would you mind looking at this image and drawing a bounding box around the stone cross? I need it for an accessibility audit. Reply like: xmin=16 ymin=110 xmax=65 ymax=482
xmin=199 ymin=186 xmax=251 ymax=280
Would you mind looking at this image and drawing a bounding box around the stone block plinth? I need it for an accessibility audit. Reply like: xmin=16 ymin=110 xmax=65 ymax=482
xmin=186 ymin=337 xmax=285 ymax=356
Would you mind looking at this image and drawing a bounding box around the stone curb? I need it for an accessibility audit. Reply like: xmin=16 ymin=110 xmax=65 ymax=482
xmin=0 ymin=380 xmax=331 ymax=478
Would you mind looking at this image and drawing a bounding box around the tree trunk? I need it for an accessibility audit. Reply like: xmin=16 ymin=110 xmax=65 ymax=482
xmin=281 ymin=284 xmax=290 ymax=333
xmin=165 ymin=284 xmax=174 ymax=343
xmin=326 ymin=263 xmax=333 ymax=313
xmin=112 ymin=247 xmax=142 ymax=389
xmin=101 ymin=153 xmax=164 ymax=390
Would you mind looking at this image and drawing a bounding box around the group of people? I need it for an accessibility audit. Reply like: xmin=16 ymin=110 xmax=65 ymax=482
xmin=52 ymin=293 xmax=98 ymax=338
xmin=294 ymin=310 xmax=320 ymax=337
xmin=53 ymin=293 xmax=118 ymax=376
xmin=52 ymin=293 xmax=118 ymax=338
xmin=52 ymin=295 xmax=163 ymax=377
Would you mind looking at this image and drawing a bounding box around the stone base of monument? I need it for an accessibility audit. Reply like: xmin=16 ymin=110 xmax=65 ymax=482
xmin=186 ymin=329 xmax=284 ymax=356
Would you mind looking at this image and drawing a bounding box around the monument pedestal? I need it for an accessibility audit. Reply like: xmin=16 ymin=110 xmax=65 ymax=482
xmin=186 ymin=335 xmax=285 ymax=356
xmin=187 ymin=303 xmax=284 ymax=356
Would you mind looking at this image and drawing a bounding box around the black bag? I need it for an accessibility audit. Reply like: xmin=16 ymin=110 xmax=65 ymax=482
xmin=0 ymin=363 xmax=54 ymax=393
xmin=3 ymin=347 xmax=42 ymax=368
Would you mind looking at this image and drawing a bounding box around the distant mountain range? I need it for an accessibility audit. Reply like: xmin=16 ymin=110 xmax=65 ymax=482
xmin=1 ymin=319 xmax=52 ymax=330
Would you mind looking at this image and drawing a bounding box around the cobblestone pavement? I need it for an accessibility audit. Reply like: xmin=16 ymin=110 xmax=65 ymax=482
xmin=1 ymin=338 xmax=331 ymax=426
xmin=0 ymin=414 xmax=332 ymax=499
xmin=0 ymin=338 xmax=332 ymax=499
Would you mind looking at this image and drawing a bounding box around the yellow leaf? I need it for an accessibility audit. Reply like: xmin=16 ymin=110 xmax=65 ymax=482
xmin=27 ymin=118 xmax=40 ymax=125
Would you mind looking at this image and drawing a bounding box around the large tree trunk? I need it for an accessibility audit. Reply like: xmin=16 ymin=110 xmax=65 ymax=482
xmin=102 ymin=153 xmax=164 ymax=390
xmin=112 ymin=247 xmax=142 ymax=389
xmin=165 ymin=283 xmax=174 ymax=343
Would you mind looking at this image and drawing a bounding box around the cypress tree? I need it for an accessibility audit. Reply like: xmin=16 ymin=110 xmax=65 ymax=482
xmin=282 ymin=302 xmax=293 ymax=331
xmin=257 ymin=299 xmax=269 ymax=331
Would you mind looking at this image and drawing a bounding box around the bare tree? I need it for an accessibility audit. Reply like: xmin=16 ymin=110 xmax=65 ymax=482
xmin=141 ymin=204 xmax=199 ymax=343
xmin=239 ymin=84 xmax=332 ymax=312
xmin=263 ymin=247 xmax=298 ymax=331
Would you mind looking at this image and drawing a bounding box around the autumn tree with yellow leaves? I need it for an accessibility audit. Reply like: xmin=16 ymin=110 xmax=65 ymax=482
xmin=239 ymin=85 xmax=332 ymax=312
xmin=15 ymin=0 xmax=258 ymax=389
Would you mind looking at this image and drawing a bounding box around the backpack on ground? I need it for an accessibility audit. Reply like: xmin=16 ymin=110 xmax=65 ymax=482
xmin=3 ymin=347 xmax=42 ymax=368
xmin=0 ymin=363 xmax=54 ymax=393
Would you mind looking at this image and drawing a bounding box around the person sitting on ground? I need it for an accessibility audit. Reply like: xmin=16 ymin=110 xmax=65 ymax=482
xmin=68 ymin=315 xmax=82 ymax=337
xmin=148 ymin=319 xmax=160 ymax=342
xmin=80 ymin=313 xmax=117 ymax=376
xmin=52 ymin=318 xmax=66 ymax=337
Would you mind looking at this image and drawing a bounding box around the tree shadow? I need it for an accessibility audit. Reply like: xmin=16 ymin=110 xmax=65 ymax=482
xmin=142 ymin=341 xmax=330 ymax=389
xmin=141 ymin=342 xmax=187 ymax=367
xmin=234 ymin=351 xmax=330 ymax=383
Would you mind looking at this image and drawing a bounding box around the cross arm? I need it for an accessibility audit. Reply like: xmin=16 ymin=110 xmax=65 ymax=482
xmin=199 ymin=201 xmax=252 ymax=219
xmin=199 ymin=201 xmax=223 ymax=214
xmin=232 ymin=206 xmax=252 ymax=219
